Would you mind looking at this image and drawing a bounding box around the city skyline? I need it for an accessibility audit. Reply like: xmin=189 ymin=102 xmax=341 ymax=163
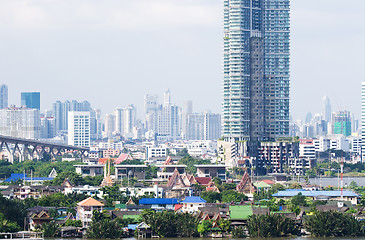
xmin=0 ymin=0 xmax=364 ymax=121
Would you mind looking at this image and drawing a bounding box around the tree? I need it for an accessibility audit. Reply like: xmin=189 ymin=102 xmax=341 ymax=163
xmin=305 ymin=211 xmax=363 ymax=237
xmin=0 ymin=213 xmax=20 ymax=233
xmin=42 ymin=221 xmax=59 ymax=237
xmin=247 ymin=213 xmax=299 ymax=237
xmin=221 ymin=190 xmax=248 ymax=203
xmin=197 ymin=220 xmax=213 ymax=236
xmin=0 ymin=194 xmax=26 ymax=229
xmin=64 ymin=219 xmax=82 ymax=227
xmin=86 ymin=210 xmax=122 ymax=239
xmin=200 ymin=191 xmax=221 ymax=203
xmin=291 ymin=192 xmax=308 ymax=207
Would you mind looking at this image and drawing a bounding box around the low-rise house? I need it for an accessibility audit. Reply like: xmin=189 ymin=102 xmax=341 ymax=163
xmin=77 ymin=197 xmax=104 ymax=228
xmin=272 ymin=189 xmax=360 ymax=205
xmin=139 ymin=198 xmax=179 ymax=211
xmin=29 ymin=211 xmax=52 ymax=230
xmin=180 ymin=196 xmax=206 ymax=213
xmin=114 ymin=165 xmax=148 ymax=180
xmin=64 ymin=185 xmax=102 ymax=198
xmin=156 ymin=165 xmax=187 ymax=180
xmin=75 ymin=164 xmax=104 ymax=177
xmin=195 ymin=165 xmax=227 ymax=180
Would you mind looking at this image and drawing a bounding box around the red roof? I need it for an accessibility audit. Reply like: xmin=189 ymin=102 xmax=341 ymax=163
xmin=195 ymin=177 xmax=212 ymax=186
xmin=261 ymin=180 xmax=275 ymax=185
xmin=115 ymin=153 xmax=133 ymax=164
xmin=174 ymin=204 xmax=183 ymax=211
xmin=98 ymin=158 xmax=116 ymax=164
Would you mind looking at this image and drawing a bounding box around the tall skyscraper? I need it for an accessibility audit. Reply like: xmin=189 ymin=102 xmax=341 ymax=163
xmin=182 ymin=100 xmax=193 ymax=139
xmin=0 ymin=85 xmax=8 ymax=109
xmin=223 ymin=0 xmax=290 ymax=142
xmin=115 ymin=105 xmax=136 ymax=137
xmin=322 ymin=96 xmax=332 ymax=122
xmin=21 ymin=92 xmax=40 ymax=110
xmin=361 ymin=82 xmax=365 ymax=159
xmin=144 ymin=94 xmax=159 ymax=133
xmin=186 ymin=112 xmax=221 ymax=140
xmin=52 ymin=100 xmax=92 ymax=132
xmin=68 ymin=111 xmax=90 ymax=147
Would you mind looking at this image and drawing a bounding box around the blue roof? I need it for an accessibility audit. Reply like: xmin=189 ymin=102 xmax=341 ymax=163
xmin=127 ymin=224 xmax=138 ymax=230
xmin=181 ymin=196 xmax=207 ymax=203
xmin=272 ymin=189 xmax=360 ymax=198
xmin=5 ymin=174 xmax=53 ymax=182
xmin=5 ymin=173 xmax=26 ymax=182
xmin=139 ymin=198 xmax=179 ymax=205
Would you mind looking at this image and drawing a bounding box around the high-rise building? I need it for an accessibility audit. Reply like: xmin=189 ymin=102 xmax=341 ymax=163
xmin=144 ymin=94 xmax=159 ymax=133
xmin=115 ymin=105 xmax=136 ymax=137
xmin=52 ymin=100 xmax=92 ymax=132
xmin=182 ymin=101 xmax=193 ymax=139
xmin=223 ymin=0 xmax=290 ymax=142
xmin=322 ymin=96 xmax=332 ymax=122
xmin=186 ymin=112 xmax=221 ymax=140
xmin=0 ymin=107 xmax=40 ymax=139
xmin=104 ymin=114 xmax=116 ymax=138
xmin=361 ymin=82 xmax=365 ymax=160
xmin=21 ymin=92 xmax=40 ymax=110
xmin=40 ymin=117 xmax=56 ymax=139
xmin=332 ymin=111 xmax=351 ymax=136
xmin=0 ymin=85 xmax=8 ymax=109
xmin=68 ymin=111 xmax=90 ymax=147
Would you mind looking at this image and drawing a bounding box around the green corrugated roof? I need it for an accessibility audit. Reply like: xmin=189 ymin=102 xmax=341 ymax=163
xmin=229 ymin=205 xmax=252 ymax=220
xmin=123 ymin=215 xmax=141 ymax=222
xmin=104 ymin=207 xmax=115 ymax=211
xmin=253 ymin=181 xmax=272 ymax=188
xmin=115 ymin=204 xmax=126 ymax=209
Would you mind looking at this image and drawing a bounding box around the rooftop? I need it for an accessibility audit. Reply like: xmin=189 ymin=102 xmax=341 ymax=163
xmin=181 ymin=196 xmax=206 ymax=204
xmin=272 ymin=189 xmax=360 ymax=198
xmin=139 ymin=198 xmax=179 ymax=205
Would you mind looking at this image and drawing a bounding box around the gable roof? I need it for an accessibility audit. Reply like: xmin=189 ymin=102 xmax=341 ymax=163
xmin=126 ymin=197 xmax=135 ymax=205
xmin=163 ymin=156 xmax=173 ymax=165
xmin=195 ymin=177 xmax=211 ymax=186
xmin=115 ymin=153 xmax=133 ymax=164
xmin=167 ymin=169 xmax=187 ymax=188
xmin=236 ymin=172 xmax=255 ymax=194
xmin=181 ymin=196 xmax=207 ymax=204
xmin=77 ymin=197 xmax=104 ymax=207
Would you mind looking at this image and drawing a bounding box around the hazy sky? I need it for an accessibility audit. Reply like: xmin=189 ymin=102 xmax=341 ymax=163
xmin=0 ymin=0 xmax=364 ymax=121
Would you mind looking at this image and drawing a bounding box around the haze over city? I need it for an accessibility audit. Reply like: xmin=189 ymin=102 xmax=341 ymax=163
xmin=0 ymin=0 xmax=364 ymax=120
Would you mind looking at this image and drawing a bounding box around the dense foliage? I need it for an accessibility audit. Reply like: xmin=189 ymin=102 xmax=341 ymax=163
xmin=305 ymin=211 xmax=364 ymax=237
xmin=141 ymin=210 xmax=199 ymax=237
xmin=247 ymin=213 xmax=299 ymax=237
xmin=86 ymin=210 xmax=125 ymax=239
xmin=177 ymin=155 xmax=210 ymax=174
xmin=0 ymin=194 xmax=26 ymax=231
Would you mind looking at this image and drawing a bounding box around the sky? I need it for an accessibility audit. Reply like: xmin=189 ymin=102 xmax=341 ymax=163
xmin=0 ymin=0 xmax=364 ymax=121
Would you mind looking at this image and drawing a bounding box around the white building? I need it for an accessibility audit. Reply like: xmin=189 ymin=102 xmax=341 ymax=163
xmin=147 ymin=146 xmax=167 ymax=160
xmin=299 ymin=139 xmax=316 ymax=159
xmin=362 ymin=82 xmax=365 ymax=159
xmin=68 ymin=111 xmax=90 ymax=147
xmin=115 ymin=105 xmax=136 ymax=138
xmin=0 ymin=107 xmax=40 ymax=139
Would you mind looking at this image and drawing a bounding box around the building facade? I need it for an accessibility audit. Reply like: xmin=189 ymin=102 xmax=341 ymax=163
xmin=0 ymin=85 xmax=8 ymax=109
xmin=68 ymin=111 xmax=90 ymax=147
xmin=223 ymin=0 xmax=290 ymax=142
xmin=0 ymin=107 xmax=40 ymax=139
xmin=21 ymin=92 xmax=40 ymax=110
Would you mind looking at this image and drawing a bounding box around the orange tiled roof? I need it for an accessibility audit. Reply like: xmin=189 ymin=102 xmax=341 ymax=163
xmin=77 ymin=197 xmax=104 ymax=207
